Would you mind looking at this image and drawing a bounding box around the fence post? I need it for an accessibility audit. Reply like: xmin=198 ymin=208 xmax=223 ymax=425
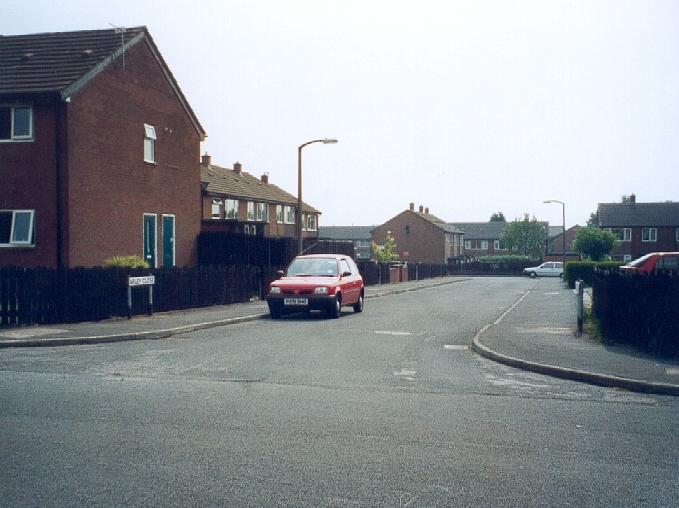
xmin=575 ymin=279 xmax=584 ymax=335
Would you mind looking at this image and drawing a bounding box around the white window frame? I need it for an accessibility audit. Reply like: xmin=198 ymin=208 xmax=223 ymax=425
xmin=256 ymin=202 xmax=268 ymax=222
xmin=247 ymin=201 xmax=255 ymax=221
xmin=0 ymin=105 xmax=33 ymax=142
xmin=301 ymin=213 xmax=307 ymax=231
xmin=276 ymin=205 xmax=283 ymax=224
xmin=623 ymin=254 xmax=632 ymax=262
xmin=0 ymin=209 xmax=35 ymax=246
xmin=284 ymin=206 xmax=295 ymax=225
xmin=307 ymin=214 xmax=317 ymax=232
xmin=144 ymin=124 xmax=156 ymax=163
xmin=605 ymin=227 xmax=631 ymax=242
xmin=162 ymin=213 xmax=176 ymax=267
xmin=143 ymin=213 xmax=158 ymax=268
xmin=642 ymin=227 xmax=657 ymax=242
xmin=464 ymin=240 xmax=471 ymax=250
xmin=211 ymin=198 xmax=221 ymax=219
xmin=481 ymin=240 xmax=488 ymax=250
xmin=225 ymin=199 xmax=239 ymax=219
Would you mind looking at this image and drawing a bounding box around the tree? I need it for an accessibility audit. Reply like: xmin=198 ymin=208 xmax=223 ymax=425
xmin=489 ymin=212 xmax=506 ymax=222
xmin=586 ymin=211 xmax=598 ymax=228
xmin=572 ymin=227 xmax=617 ymax=261
xmin=373 ymin=233 xmax=399 ymax=262
xmin=621 ymin=195 xmax=632 ymax=204
xmin=501 ymin=214 xmax=547 ymax=259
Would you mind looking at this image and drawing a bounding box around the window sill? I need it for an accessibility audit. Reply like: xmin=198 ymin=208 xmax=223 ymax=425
xmin=0 ymin=138 xmax=35 ymax=143
xmin=144 ymin=160 xmax=157 ymax=165
xmin=0 ymin=244 xmax=35 ymax=248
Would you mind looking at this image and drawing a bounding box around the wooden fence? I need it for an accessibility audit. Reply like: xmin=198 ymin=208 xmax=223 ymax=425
xmin=592 ymin=270 xmax=679 ymax=356
xmin=0 ymin=265 xmax=261 ymax=327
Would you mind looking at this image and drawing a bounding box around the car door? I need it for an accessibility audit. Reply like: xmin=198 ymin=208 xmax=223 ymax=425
xmin=538 ymin=262 xmax=553 ymax=276
xmin=339 ymin=258 xmax=358 ymax=304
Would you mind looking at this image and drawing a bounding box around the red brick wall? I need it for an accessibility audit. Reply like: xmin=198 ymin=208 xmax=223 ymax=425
xmin=372 ymin=210 xmax=445 ymax=263
xmin=65 ymin=40 xmax=202 ymax=267
xmin=609 ymin=227 xmax=678 ymax=260
xmin=0 ymin=98 xmax=61 ymax=267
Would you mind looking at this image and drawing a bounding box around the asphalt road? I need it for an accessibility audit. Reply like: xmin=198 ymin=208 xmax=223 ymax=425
xmin=1 ymin=278 xmax=677 ymax=507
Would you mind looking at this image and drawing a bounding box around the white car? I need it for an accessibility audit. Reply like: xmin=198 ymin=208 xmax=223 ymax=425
xmin=523 ymin=262 xmax=563 ymax=278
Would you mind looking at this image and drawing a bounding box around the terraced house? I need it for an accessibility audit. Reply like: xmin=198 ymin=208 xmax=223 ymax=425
xmin=0 ymin=27 xmax=205 ymax=268
xmin=200 ymin=155 xmax=320 ymax=241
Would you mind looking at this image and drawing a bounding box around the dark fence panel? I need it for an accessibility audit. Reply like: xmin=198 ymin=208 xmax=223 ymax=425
xmin=447 ymin=260 xmax=536 ymax=276
xmin=0 ymin=265 xmax=262 ymax=327
xmin=357 ymin=261 xmax=449 ymax=285
xmin=198 ymin=233 xmax=354 ymax=267
xmin=592 ymin=270 xmax=679 ymax=356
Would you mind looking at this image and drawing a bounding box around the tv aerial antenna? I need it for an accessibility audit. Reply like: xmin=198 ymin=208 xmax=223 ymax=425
xmin=109 ymin=23 xmax=127 ymax=69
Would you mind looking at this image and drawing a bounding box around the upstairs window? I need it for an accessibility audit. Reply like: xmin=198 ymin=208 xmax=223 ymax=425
xmin=144 ymin=124 xmax=156 ymax=163
xmin=0 ymin=106 xmax=33 ymax=141
xmin=0 ymin=210 xmax=35 ymax=246
xmin=642 ymin=228 xmax=657 ymax=242
xmin=605 ymin=227 xmax=631 ymax=242
xmin=225 ymin=199 xmax=239 ymax=219
xmin=256 ymin=202 xmax=268 ymax=222
xmin=276 ymin=205 xmax=283 ymax=224
xmin=481 ymin=240 xmax=488 ymax=250
xmin=247 ymin=201 xmax=255 ymax=221
xmin=211 ymin=198 xmax=221 ymax=219
xmin=284 ymin=206 xmax=295 ymax=224
xmin=306 ymin=214 xmax=317 ymax=231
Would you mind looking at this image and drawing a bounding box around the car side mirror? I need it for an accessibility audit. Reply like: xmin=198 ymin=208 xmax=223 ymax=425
xmin=277 ymin=270 xmax=284 ymax=277
xmin=341 ymin=271 xmax=352 ymax=277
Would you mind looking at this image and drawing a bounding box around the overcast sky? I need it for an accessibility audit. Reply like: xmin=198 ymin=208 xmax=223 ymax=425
xmin=3 ymin=0 xmax=678 ymax=228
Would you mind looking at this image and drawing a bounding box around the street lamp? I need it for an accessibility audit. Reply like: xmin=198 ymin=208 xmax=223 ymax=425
xmin=297 ymin=138 xmax=338 ymax=254
xmin=543 ymin=199 xmax=566 ymax=269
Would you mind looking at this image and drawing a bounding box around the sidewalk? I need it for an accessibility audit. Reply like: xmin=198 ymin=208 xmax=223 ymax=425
xmin=0 ymin=276 xmax=466 ymax=348
xmin=473 ymin=278 xmax=679 ymax=396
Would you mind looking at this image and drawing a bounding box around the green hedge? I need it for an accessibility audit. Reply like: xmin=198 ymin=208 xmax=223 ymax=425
xmin=564 ymin=261 xmax=623 ymax=288
xmin=477 ymin=255 xmax=535 ymax=264
xmin=103 ymin=255 xmax=150 ymax=269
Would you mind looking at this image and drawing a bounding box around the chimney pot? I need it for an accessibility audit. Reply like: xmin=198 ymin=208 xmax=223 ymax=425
xmin=419 ymin=205 xmax=424 ymax=213
xmin=630 ymin=193 xmax=636 ymax=204
xmin=425 ymin=207 xmax=429 ymax=214
xmin=409 ymin=202 xmax=414 ymax=211
xmin=261 ymin=173 xmax=269 ymax=184
xmin=234 ymin=161 xmax=242 ymax=174
xmin=201 ymin=153 xmax=211 ymax=166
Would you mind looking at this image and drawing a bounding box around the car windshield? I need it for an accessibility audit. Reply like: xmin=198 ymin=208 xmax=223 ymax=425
xmin=287 ymin=258 xmax=338 ymax=277
xmin=627 ymin=254 xmax=654 ymax=267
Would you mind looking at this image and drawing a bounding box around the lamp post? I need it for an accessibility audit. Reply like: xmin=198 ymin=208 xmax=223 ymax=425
xmin=543 ymin=199 xmax=566 ymax=269
xmin=297 ymin=138 xmax=338 ymax=254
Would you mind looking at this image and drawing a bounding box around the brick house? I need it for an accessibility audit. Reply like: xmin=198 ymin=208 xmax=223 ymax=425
xmin=371 ymin=204 xmax=464 ymax=264
xmin=545 ymin=225 xmax=582 ymax=262
xmin=0 ymin=27 xmax=205 ymax=268
xmin=318 ymin=226 xmax=373 ymax=260
xmin=200 ymin=156 xmax=320 ymax=240
xmin=597 ymin=194 xmax=679 ymax=262
xmin=448 ymin=221 xmax=509 ymax=257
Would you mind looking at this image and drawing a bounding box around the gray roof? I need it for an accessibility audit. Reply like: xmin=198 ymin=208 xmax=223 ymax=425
xmin=597 ymin=202 xmax=679 ymax=227
xmin=318 ymin=226 xmax=373 ymax=240
xmin=448 ymin=221 xmax=507 ymax=240
xmin=201 ymin=163 xmax=319 ymax=213
xmin=0 ymin=26 xmax=205 ymax=136
xmin=413 ymin=212 xmax=464 ymax=234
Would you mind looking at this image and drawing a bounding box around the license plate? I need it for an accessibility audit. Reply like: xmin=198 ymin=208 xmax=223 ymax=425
xmin=284 ymin=297 xmax=308 ymax=306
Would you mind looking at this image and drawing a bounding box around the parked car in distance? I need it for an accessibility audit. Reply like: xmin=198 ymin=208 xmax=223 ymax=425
xmin=523 ymin=261 xmax=563 ymax=278
xmin=266 ymin=254 xmax=364 ymax=319
xmin=620 ymin=252 xmax=679 ymax=274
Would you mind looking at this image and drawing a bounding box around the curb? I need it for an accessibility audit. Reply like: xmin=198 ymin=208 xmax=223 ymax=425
xmin=0 ymin=277 xmax=468 ymax=349
xmin=472 ymin=336 xmax=679 ymax=397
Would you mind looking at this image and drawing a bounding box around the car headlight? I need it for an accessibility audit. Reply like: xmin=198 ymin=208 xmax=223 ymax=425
xmin=269 ymin=286 xmax=281 ymax=294
xmin=314 ymin=287 xmax=328 ymax=294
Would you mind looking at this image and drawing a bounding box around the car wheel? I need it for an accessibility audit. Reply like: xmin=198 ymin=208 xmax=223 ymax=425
xmin=353 ymin=293 xmax=364 ymax=313
xmin=529 ymin=272 xmax=537 ymax=278
xmin=559 ymin=273 xmax=563 ymax=279
xmin=328 ymin=295 xmax=341 ymax=319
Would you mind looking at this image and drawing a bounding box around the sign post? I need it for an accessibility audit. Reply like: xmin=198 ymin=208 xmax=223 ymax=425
xmin=128 ymin=275 xmax=155 ymax=318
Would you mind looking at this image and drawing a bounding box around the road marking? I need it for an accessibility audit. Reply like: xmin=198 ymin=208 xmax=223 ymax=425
xmin=394 ymin=369 xmax=417 ymax=380
xmin=444 ymin=344 xmax=467 ymax=351
xmin=544 ymin=292 xmax=559 ymax=295
xmin=374 ymin=331 xmax=413 ymax=336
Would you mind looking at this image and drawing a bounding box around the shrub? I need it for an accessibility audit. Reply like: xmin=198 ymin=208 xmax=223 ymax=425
xmin=103 ymin=255 xmax=150 ymax=269
xmin=564 ymin=261 xmax=622 ymax=288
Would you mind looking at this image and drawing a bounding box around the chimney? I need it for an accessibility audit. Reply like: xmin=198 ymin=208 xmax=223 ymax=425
xmin=419 ymin=205 xmax=424 ymax=213
xmin=233 ymin=161 xmax=242 ymax=174
xmin=261 ymin=173 xmax=269 ymax=184
xmin=409 ymin=202 xmax=414 ymax=211
xmin=201 ymin=153 xmax=211 ymax=166
xmin=630 ymin=193 xmax=636 ymax=204
xmin=425 ymin=207 xmax=429 ymax=214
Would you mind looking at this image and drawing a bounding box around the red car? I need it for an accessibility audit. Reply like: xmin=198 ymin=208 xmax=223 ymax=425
xmin=266 ymin=254 xmax=364 ymax=319
xmin=620 ymin=252 xmax=679 ymax=274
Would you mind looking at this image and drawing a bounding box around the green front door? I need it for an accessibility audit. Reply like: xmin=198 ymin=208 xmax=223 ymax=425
xmin=143 ymin=214 xmax=156 ymax=267
xmin=162 ymin=215 xmax=175 ymax=268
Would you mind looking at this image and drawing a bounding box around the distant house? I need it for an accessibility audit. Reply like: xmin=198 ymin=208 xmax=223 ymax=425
xmin=448 ymin=221 xmax=508 ymax=257
xmin=371 ymin=204 xmax=464 ymax=264
xmin=0 ymin=27 xmax=205 ymax=268
xmin=545 ymin=225 xmax=582 ymax=262
xmin=318 ymin=226 xmax=373 ymax=260
xmin=200 ymin=156 xmax=320 ymax=240
xmin=598 ymin=194 xmax=679 ymax=261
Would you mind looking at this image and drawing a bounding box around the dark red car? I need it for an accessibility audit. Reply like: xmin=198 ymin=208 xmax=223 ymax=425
xmin=620 ymin=252 xmax=679 ymax=274
xmin=266 ymin=254 xmax=364 ymax=319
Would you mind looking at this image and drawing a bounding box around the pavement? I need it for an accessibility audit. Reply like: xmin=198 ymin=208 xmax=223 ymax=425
xmin=2 ymin=275 xmax=679 ymax=396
